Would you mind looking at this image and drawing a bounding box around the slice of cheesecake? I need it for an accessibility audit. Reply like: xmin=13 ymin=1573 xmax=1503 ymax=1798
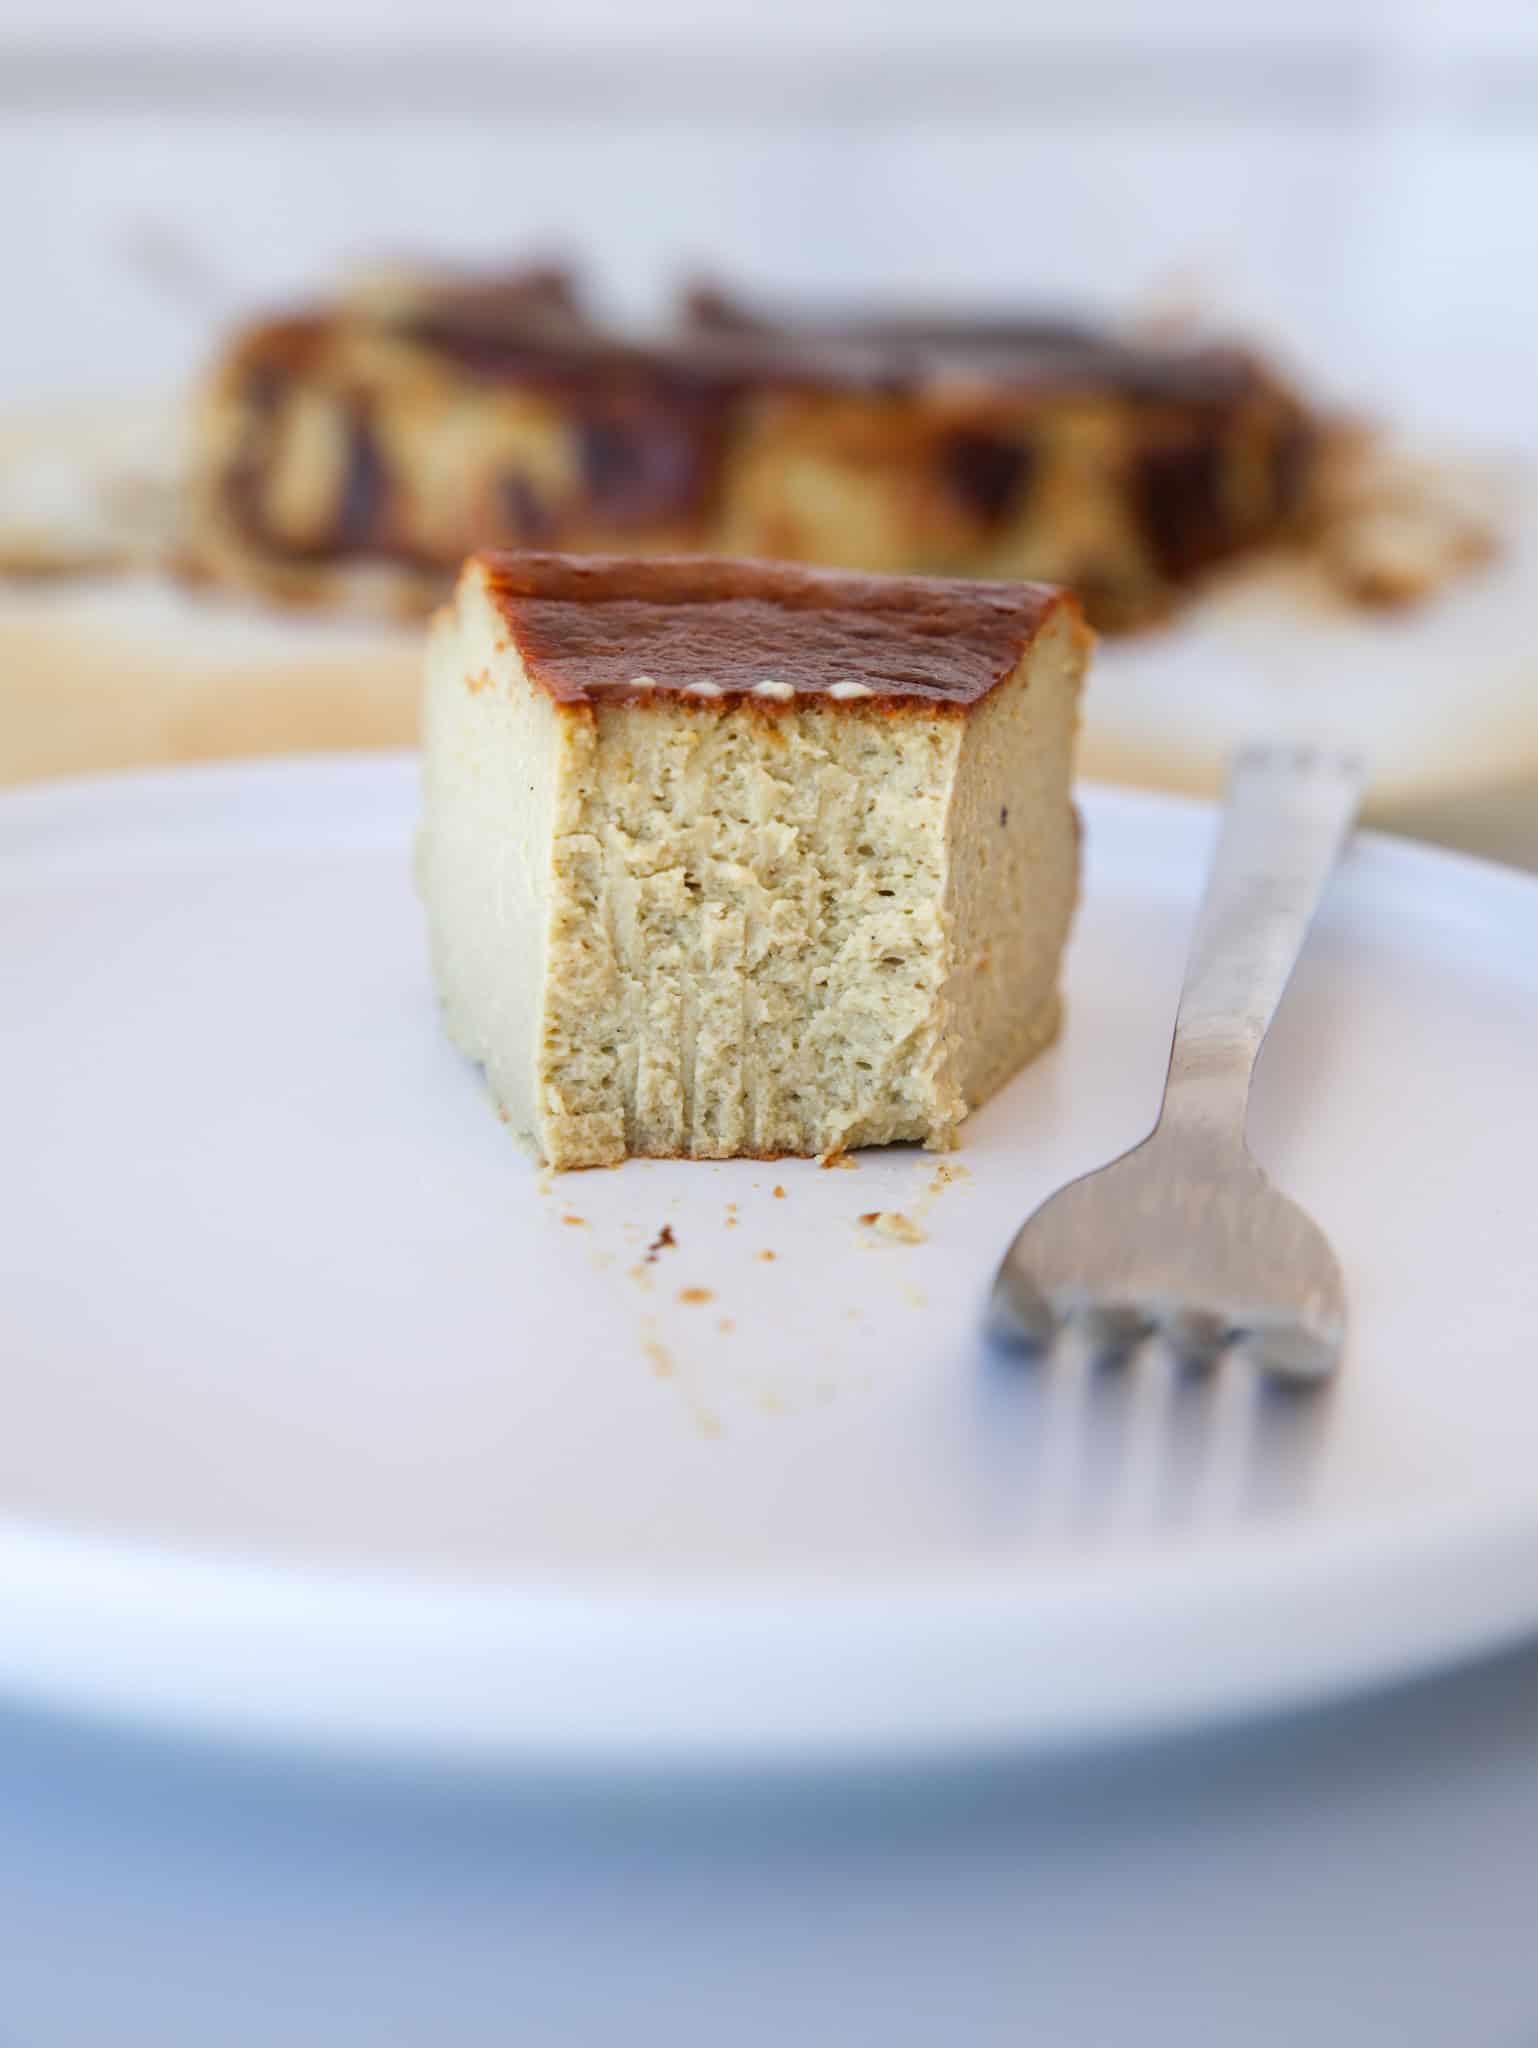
xmin=418 ymin=551 xmax=1090 ymax=1168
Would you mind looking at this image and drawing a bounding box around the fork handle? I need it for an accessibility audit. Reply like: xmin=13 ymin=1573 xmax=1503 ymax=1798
xmin=1158 ymin=745 xmax=1366 ymax=1140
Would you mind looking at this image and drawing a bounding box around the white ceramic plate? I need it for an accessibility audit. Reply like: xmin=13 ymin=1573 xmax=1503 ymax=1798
xmin=2 ymin=755 xmax=1537 ymax=1772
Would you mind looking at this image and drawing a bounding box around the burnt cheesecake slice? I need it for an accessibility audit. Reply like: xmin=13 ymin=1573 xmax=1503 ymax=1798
xmin=417 ymin=552 xmax=1091 ymax=1168
xmin=184 ymin=265 xmax=1315 ymax=632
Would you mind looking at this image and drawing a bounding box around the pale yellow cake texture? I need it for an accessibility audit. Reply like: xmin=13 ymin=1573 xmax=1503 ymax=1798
xmin=417 ymin=560 xmax=1087 ymax=1168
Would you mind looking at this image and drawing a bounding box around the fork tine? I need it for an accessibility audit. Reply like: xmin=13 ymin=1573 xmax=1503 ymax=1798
xmin=984 ymin=1259 xmax=1058 ymax=1355
xmin=1233 ymin=1318 xmax=1343 ymax=1386
xmin=1160 ymin=1305 xmax=1229 ymax=1370
xmin=1074 ymin=1299 xmax=1155 ymax=1364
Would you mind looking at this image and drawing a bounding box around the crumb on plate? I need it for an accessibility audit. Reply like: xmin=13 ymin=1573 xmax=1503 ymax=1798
xmin=644 ymin=1223 xmax=676 ymax=1263
xmin=859 ymin=1209 xmax=926 ymax=1245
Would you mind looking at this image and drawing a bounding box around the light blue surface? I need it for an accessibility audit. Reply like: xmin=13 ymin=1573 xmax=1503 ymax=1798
xmin=2 ymin=1648 xmax=1537 ymax=2048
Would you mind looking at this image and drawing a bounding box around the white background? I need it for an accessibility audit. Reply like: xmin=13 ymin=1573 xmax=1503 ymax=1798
xmin=1 ymin=0 xmax=1536 ymax=445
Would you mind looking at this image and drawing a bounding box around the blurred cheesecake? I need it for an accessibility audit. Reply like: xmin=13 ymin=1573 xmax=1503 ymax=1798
xmin=417 ymin=551 xmax=1090 ymax=1167
xmin=182 ymin=264 xmax=1314 ymax=634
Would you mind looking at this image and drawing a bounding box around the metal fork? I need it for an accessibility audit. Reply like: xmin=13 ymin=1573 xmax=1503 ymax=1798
xmin=987 ymin=744 xmax=1366 ymax=1384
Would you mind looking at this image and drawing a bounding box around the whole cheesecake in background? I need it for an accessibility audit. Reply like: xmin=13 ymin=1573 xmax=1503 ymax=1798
xmin=417 ymin=551 xmax=1090 ymax=1169
xmin=183 ymin=263 xmax=1315 ymax=633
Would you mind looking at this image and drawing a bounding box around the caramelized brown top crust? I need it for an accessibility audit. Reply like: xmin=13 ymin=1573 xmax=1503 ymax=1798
xmin=239 ymin=267 xmax=1272 ymax=409
xmin=675 ymin=281 xmax=1274 ymax=406
xmin=389 ymin=310 xmax=1264 ymax=409
xmin=682 ymin=280 xmax=1100 ymax=352
xmin=393 ymin=262 xmax=585 ymax=328
xmin=474 ymin=551 xmax=1078 ymax=707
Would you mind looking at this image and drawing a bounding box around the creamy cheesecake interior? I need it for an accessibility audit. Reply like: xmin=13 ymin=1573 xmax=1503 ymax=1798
xmin=418 ymin=552 xmax=1089 ymax=1168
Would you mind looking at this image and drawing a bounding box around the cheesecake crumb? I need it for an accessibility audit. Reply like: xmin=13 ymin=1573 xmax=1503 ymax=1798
xmin=717 ymin=1317 xmax=735 ymax=1334
xmin=561 ymin=1213 xmax=585 ymax=1226
xmin=756 ymin=1249 xmax=777 ymax=1262
xmin=678 ymin=1285 xmax=715 ymax=1305
xmin=644 ymin=1223 xmax=676 ymax=1263
xmin=860 ymin=1209 xmax=926 ymax=1244
xmin=644 ymin=1338 xmax=674 ymax=1379
xmin=819 ymin=1150 xmax=856 ymax=1171
xmin=772 ymin=1185 xmax=786 ymax=1199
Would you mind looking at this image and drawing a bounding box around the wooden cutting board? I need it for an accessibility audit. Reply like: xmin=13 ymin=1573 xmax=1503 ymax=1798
xmin=0 ymin=578 xmax=421 ymax=786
